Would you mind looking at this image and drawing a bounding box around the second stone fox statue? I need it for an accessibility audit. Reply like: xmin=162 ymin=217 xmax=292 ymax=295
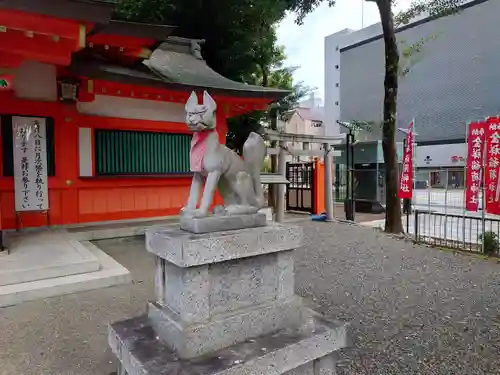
xmin=181 ymin=91 xmax=266 ymax=218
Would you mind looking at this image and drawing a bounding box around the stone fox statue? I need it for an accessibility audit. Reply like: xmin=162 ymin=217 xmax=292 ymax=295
xmin=182 ymin=91 xmax=266 ymax=218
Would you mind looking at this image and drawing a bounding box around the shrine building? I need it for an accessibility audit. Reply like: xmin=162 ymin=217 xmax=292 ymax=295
xmin=0 ymin=0 xmax=286 ymax=230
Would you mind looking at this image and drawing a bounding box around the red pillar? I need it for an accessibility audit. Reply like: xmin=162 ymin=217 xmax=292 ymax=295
xmin=313 ymin=159 xmax=326 ymax=215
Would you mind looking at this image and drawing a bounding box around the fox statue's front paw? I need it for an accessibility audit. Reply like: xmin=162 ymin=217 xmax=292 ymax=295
xmin=181 ymin=207 xmax=209 ymax=218
xmin=193 ymin=209 xmax=209 ymax=218
xmin=212 ymin=205 xmax=227 ymax=215
xmin=180 ymin=206 xmax=196 ymax=216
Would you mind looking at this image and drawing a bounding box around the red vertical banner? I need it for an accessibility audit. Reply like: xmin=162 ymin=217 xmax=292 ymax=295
xmin=465 ymin=122 xmax=486 ymax=212
xmin=485 ymin=117 xmax=500 ymax=214
xmin=398 ymin=121 xmax=414 ymax=199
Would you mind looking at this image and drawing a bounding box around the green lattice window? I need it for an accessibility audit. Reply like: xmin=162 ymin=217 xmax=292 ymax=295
xmin=94 ymin=129 xmax=192 ymax=175
xmin=1 ymin=115 xmax=56 ymax=177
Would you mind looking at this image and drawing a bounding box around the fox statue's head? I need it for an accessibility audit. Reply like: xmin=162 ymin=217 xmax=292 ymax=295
xmin=185 ymin=91 xmax=217 ymax=132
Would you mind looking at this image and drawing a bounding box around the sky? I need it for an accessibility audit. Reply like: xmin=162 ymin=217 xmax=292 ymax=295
xmin=276 ymin=0 xmax=412 ymax=100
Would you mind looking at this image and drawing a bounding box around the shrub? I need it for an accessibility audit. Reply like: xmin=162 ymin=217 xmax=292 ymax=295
xmin=479 ymin=231 xmax=499 ymax=255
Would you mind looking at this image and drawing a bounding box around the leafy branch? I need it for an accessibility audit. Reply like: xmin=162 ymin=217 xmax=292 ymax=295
xmin=394 ymin=0 xmax=465 ymax=27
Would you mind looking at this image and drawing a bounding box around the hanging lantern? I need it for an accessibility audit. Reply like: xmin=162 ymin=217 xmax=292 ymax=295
xmin=57 ymin=78 xmax=80 ymax=103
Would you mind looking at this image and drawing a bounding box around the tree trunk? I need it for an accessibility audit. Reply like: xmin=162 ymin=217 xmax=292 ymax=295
xmin=262 ymin=67 xmax=269 ymax=87
xmin=376 ymin=0 xmax=404 ymax=233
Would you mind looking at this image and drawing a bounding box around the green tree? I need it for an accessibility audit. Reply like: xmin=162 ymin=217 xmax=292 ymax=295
xmin=224 ymin=25 xmax=311 ymax=208
xmin=226 ymin=26 xmax=312 ymax=154
xmin=290 ymin=0 xmax=464 ymax=233
xmin=117 ymin=0 xmax=309 ymax=211
xmin=226 ymin=69 xmax=311 ymax=155
xmin=116 ymin=0 xmax=309 ymax=150
xmin=116 ymin=0 xmax=293 ymax=82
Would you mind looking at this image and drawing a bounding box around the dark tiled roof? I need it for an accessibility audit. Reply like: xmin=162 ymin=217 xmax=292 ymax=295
xmin=95 ymin=20 xmax=176 ymax=41
xmin=145 ymin=41 xmax=288 ymax=97
xmin=70 ymin=38 xmax=289 ymax=99
xmin=0 ymin=0 xmax=175 ymax=40
xmin=0 ymin=0 xmax=116 ymax=23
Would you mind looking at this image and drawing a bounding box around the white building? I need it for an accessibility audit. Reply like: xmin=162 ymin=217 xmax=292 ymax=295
xmin=281 ymin=92 xmax=325 ymax=162
xmin=324 ymin=0 xmax=499 ymax=189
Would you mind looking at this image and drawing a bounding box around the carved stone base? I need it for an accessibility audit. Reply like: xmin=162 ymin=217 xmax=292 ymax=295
xmin=109 ymin=313 xmax=346 ymax=375
xmin=179 ymin=212 xmax=267 ymax=234
xmin=111 ymin=224 xmax=347 ymax=375
xmin=148 ymin=296 xmax=305 ymax=359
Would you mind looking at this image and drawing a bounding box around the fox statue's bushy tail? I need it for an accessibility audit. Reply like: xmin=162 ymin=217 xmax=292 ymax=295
xmin=242 ymin=132 xmax=266 ymax=208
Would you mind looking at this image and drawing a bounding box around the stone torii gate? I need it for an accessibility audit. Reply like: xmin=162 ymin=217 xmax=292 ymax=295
xmin=265 ymin=129 xmax=346 ymax=222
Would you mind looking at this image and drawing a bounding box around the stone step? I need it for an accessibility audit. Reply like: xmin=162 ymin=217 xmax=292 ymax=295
xmin=0 ymin=239 xmax=100 ymax=286
xmin=110 ymin=312 xmax=347 ymax=375
xmin=0 ymin=241 xmax=131 ymax=308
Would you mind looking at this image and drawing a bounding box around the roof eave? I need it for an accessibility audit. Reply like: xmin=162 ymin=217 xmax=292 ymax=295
xmin=69 ymin=62 xmax=288 ymax=100
xmin=0 ymin=0 xmax=117 ymax=24
xmin=95 ymin=20 xmax=177 ymax=41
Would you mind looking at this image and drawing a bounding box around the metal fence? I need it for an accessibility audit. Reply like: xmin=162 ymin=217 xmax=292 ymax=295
xmin=412 ymin=188 xmax=483 ymax=211
xmin=403 ymin=179 xmax=497 ymax=254
xmin=330 ymin=125 xmax=498 ymax=253
xmin=334 ymin=167 xmax=466 ymax=204
xmin=334 ymin=167 xmax=470 ymax=211
xmin=352 ymin=184 xmax=500 ymax=255
xmin=413 ymin=210 xmax=500 ymax=255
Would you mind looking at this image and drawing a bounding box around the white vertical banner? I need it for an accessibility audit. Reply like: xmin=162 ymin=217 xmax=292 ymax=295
xmin=13 ymin=116 xmax=49 ymax=212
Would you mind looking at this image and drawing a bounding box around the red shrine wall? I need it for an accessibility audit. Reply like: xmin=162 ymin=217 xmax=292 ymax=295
xmin=0 ymin=76 xmax=227 ymax=230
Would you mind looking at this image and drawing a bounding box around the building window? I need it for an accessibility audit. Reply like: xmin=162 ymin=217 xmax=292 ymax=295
xmin=1 ymin=115 xmax=56 ymax=177
xmin=311 ymin=121 xmax=322 ymax=127
xmin=94 ymin=129 xmax=191 ymax=175
xmin=335 ymin=65 xmax=339 ymax=69
xmin=335 ymin=101 xmax=339 ymax=106
xmin=335 ymin=83 xmax=339 ymax=87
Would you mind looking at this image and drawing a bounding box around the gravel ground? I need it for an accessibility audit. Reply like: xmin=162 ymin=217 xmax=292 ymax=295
xmin=0 ymin=222 xmax=499 ymax=374
xmin=295 ymin=221 xmax=500 ymax=375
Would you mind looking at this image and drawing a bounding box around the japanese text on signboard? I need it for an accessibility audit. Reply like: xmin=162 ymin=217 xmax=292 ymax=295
xmin=465 ymin=122 xmax=485 ymax=212
xmin=486 ymin=118 xmax=500 ymax=215
xmin=13 ymin=117 xmax=49 ymax=212
xmin=398 ymin=122 xmax=414 ymax=199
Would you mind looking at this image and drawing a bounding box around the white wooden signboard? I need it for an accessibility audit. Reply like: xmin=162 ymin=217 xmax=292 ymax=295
xmin=12 ymin=116 xmax=49 ymax=212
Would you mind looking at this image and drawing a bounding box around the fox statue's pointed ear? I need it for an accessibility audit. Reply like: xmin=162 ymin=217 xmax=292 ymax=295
xmin=203 ymin=91 xmax=217 ymax=112
xmin=185 ymin=91 xmax=198 ymax=112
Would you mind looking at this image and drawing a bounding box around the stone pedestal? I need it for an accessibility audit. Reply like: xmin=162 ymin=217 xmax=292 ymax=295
xmin=109 ymin=223 xmax=346 ymax=375
xmin=179 ymin=212 xmax=267 ymax=234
